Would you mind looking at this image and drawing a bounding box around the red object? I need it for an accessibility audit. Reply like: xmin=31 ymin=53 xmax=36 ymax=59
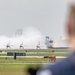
xmin=49 ymin=56 xmax=56 ymax=62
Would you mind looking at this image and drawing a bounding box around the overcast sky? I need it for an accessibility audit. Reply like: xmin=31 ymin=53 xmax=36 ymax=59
xmin=0 ymin=0 xmax=75 ymax=39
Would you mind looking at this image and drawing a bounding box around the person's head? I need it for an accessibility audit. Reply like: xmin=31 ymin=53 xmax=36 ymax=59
xmin=67 ymin=4 xmax=75 ymax=49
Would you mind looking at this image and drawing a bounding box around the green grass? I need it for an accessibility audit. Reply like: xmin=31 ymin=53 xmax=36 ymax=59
xmin=0 ymin=64 xmax=25 ymax=75
xmin=2 ymin=48 xmax=69 ymax=52
xmin=0 ymin=58 xmax=62 ymax=63
xmin=0 ymin=54 xmax=6 ymax=56
xmin=0 ymin=64 xmax=41 ymax=75
xmin=0 ymin=53 xmax=68 ymax=56
xmin=26 ymin=53 xmax=68 ymax=56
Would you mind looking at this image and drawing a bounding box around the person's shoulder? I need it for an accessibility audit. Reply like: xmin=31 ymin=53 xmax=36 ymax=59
xmin=50 ymin=58 xmax=71 ymax=70
xmin=37 ymin=58 xmax=72 ymax=75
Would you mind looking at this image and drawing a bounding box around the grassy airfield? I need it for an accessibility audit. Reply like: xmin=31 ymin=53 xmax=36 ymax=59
xmin=0 ymin=48 xmax=69 ymax=75
xmin=0 ymin=64 xmax=41 ymax=75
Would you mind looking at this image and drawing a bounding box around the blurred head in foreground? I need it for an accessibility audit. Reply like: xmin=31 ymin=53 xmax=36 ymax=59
xmin=36 ymin=4 xmax=75 ymax=75
xmin=67 ymin=4 xmax=75 ymax=50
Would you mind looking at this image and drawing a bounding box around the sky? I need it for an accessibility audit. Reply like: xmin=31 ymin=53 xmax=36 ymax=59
xmin=0 ymin=0 xmax=75 ymax=39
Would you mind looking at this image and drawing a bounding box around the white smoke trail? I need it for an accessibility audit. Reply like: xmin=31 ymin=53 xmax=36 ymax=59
xmin=0 ymin=26 xmax=46 ymax=49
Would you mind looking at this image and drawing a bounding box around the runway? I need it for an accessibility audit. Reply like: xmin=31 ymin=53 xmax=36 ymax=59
xmin=0 ymin=62 xmax=55 ymax=65
xmin=0 ymin=56 xmax=67 ymax=58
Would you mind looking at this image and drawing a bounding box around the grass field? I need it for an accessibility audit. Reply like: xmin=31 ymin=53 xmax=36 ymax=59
xmin=0 ymin=64 xmax=41 ymax=75
xmin=0 ymin=48 xmax=68 ymax=52
xmin=0 ymin=53 xmax=68 ymax=56
xmin=0 ymin=48 xmax=69 ymax=75
xmin=0 ymin=58 xmax=62 ymax=63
